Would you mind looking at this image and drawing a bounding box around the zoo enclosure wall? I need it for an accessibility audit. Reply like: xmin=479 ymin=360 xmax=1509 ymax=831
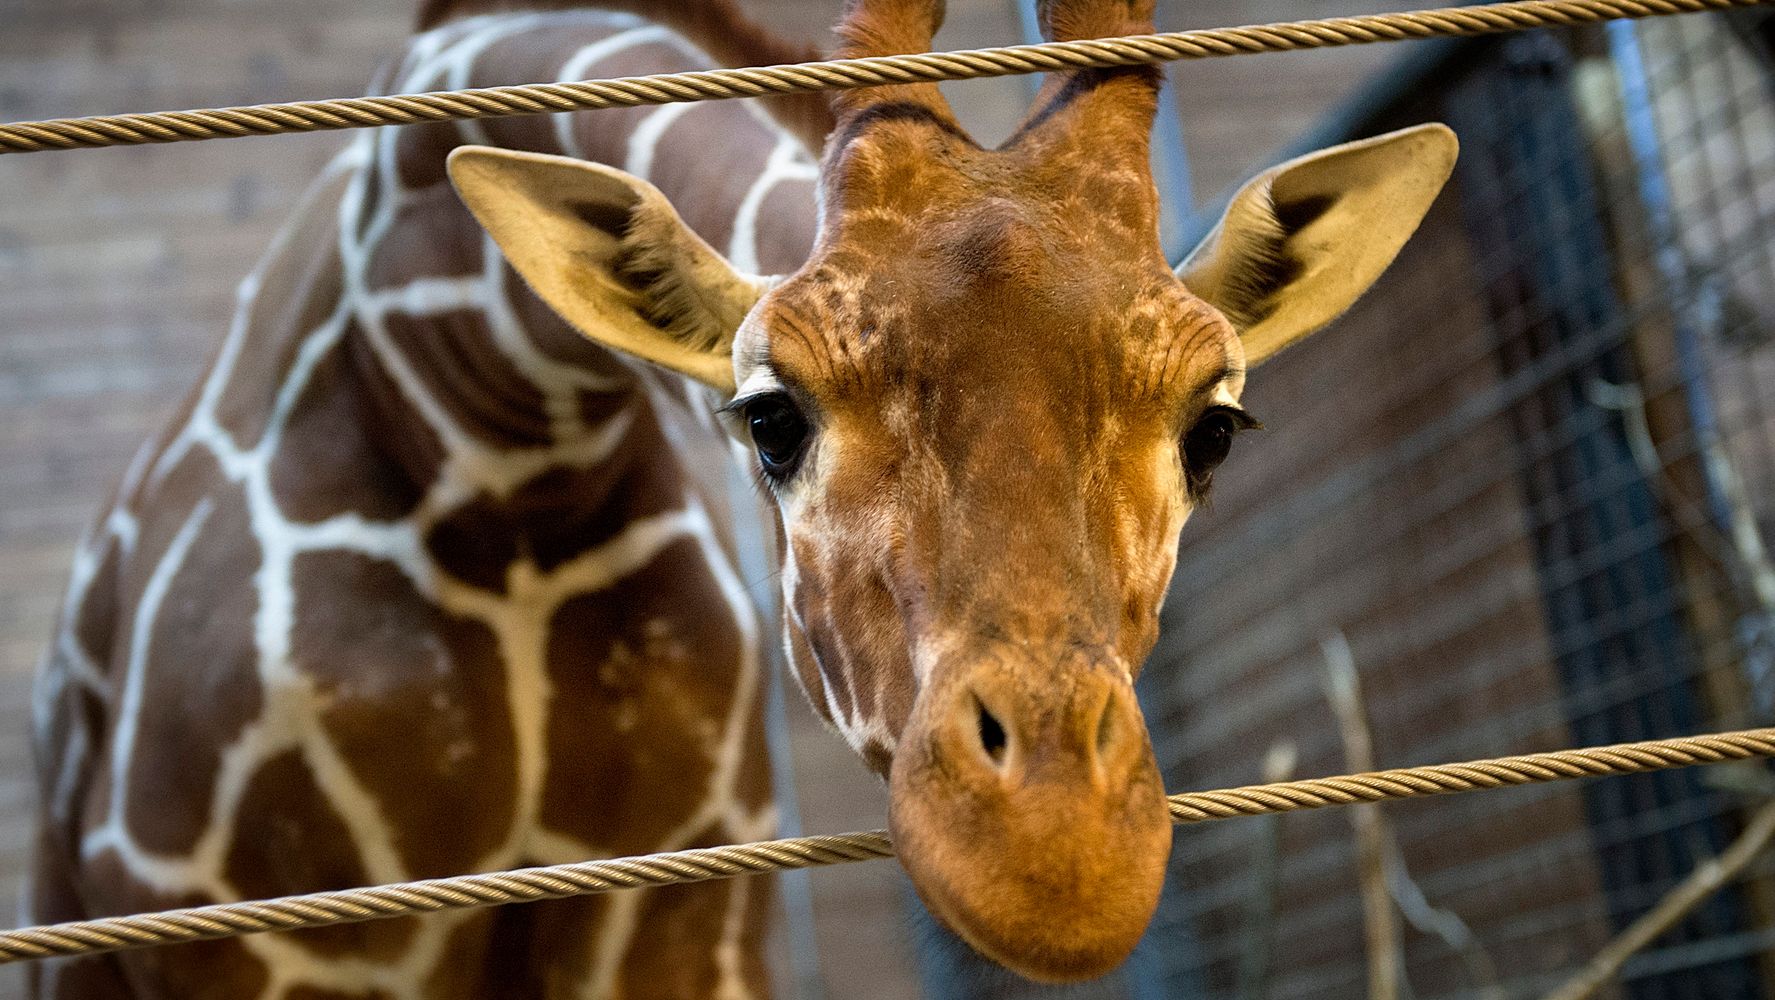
xmin=1131 ymin=11 xmax=1775 ymax=1000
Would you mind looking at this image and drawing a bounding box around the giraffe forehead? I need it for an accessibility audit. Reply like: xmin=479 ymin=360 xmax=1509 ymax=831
xmin=828 ymin=138 xmax=1154 ymax=242
xmin=756 ymin=260 xmax=1237 ymax=408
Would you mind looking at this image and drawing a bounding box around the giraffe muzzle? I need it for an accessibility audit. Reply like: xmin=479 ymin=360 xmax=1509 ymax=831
xmin=887 ymin=656 xmax=1172 ymax=982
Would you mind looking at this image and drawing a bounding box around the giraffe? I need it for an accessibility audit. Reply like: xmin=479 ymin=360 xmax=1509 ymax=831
xmin=451 ymin=0 xmax=1459 ymax=985
xmin=26 ymin=0 xmax=1459 ymax=996
xmin=27 ymin=3 xmax=835 ymax=998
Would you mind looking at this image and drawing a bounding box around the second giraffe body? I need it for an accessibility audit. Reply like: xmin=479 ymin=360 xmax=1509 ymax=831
xmin=30 ymin=5 xmax=824 ymax=998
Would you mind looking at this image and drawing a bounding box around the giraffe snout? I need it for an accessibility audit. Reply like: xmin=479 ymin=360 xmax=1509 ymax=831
xmin=952 ymin=664 xmax=1144 ymax=790
xmin=887 ymin=656 xmax=1172 ymax=983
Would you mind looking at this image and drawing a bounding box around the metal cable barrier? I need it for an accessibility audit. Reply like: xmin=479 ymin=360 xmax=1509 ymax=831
xmin=2 ymin=728 xmax=1771 ymax=965
xmin=0 ymin=0 xmax=1770 ymax=154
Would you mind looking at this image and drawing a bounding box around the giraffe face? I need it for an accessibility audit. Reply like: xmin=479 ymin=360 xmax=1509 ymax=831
xmin=718 ymin=97 xmax=1244 ymax=978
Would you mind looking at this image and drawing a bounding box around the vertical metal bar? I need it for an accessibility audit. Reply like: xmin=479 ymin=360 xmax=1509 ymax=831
xmin=1605 ymin=21 xmax=1775 ymax=719
xmin=1152 ymin=67 xmax=1194 ymax=261
xmin=1607 ymin=19 xmax=1735 ymax=532
xmin=1013 ymin=0 xmax=1045 ymax=98
xmin=765 ymin=654 xmax=826 ymax=1000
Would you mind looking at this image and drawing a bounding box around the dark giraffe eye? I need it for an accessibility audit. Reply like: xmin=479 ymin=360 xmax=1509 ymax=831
xmin=743 ymin=393 xmax=811 ymax=479
xmin=1183 ymin=406 xmax=1258 ymax=491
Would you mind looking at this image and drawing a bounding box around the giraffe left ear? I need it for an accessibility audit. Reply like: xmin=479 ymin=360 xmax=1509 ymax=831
xmin=1177 ymin=123 xmax=1458 ymax=367
xmin=448 ymin=145 xmax=763 ymax=394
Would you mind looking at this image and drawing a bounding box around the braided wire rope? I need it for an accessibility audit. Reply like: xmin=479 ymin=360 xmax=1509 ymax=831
xmin=1 ymin=728 xmax=1771 ymax=964
xmin=1 ymin=0 xmax=1770 ymax=154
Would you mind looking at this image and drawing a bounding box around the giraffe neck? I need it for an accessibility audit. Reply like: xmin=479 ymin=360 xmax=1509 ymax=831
xmin=341 ymin=9 xmax=820 ymax=521
xmin=414 ymin=1 xmax=834 ymax=150
xmin=29 ymin=13 xmax=818 ymax=998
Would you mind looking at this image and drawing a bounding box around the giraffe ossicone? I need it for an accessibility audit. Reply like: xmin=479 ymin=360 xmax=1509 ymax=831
xmin=454 ymin=0 xmax=1457 ymax=983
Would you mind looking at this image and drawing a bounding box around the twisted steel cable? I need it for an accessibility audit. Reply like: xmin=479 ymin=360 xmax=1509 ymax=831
xmin=1 ymin=0 xmax=1769 ymax=155
xmin=1 ymin=728 xmax=1771 ymax=964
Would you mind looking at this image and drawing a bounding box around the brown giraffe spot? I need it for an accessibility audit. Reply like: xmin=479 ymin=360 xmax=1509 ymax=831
xmin=225 ymin=748 xmax=416 ymax=961
xmin=27 ymin=822 xmax=133 ymax=998
xmin=733 ymin=675 xmax=776 ymax=818
xmin=30 ymin=954 xmax=131 ymax=1000
xmin=122 ymin=474 xmax=263 ymax=857
xmin=422 ymin=910 xmax=506 ymax=999
xmin=423 ymin=409 xmax=680 ymax=593
xmin=383 ymin=308 xmax=555 ymax=449
xmin=115 ymin=438 xmax=219 ymax=616
xmin=214 ymin=174 xmax=351 ymax=452
xmin=475 ymin=20 xmax=642 ymax=153
xmin=540 ymin=535 xmax=742 ymax=852
xmin=269 ymin=334 xmax=427 ymax=523
xmin=72 ymin=533 xmax=122 ymax=676
xmin=578 ymin=382 xmax=632 ymax=428
xmin=78 ymin=849 xmax=271 ymax=1000
xmin=285 ymin=988 xmax=398 ymax=1000
xmin=617 ymin=850 xmax=773 ymax=999
xmin=421 ymin=499 xmax=521 ymax=595
xmin=549 ymin=39 xmax=718 ymax=165
xmin=471 ymin=897 xmax=608 ymax=998
xmin=345 ymin=320 xmax=449 ymax=501
xmin=78 ymin=718 xmax=112 ymax=838
xmin=289 ymin=550 xmax=518 ymax=878
xmin=648 ymin=103 xmax=771 ymax=255
xmin=34 ymin=657 xmax=108 ymax=832
xmin=121 ymin=938 xmax=270 ymax=1000
xmin=393 ymin=120 xmax=459 ymax=193
xmin=364 ymin=183 xmax=485 ymax=292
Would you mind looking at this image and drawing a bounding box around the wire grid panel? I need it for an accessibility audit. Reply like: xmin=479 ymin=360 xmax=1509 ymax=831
xmin=1140 ymin=14 xmax=1775 ymax=1000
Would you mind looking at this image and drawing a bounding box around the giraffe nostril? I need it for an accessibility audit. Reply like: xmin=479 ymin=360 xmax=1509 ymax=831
xmin=974 ymin=695 xmax=1008 ymax=768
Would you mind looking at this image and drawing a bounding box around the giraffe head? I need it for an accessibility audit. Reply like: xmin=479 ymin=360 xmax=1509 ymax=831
xmin=449 ymin=0 xmax=1455 ymax=980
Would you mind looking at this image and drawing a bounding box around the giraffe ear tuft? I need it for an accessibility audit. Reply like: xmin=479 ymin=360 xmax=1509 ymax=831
xmin=447 ymin=145 xmax=762 ymax=393
xmin=610 ymin=198 xmax=758 ymax=358
xmin=1178 ymin=123 xmax=1458 ymax=367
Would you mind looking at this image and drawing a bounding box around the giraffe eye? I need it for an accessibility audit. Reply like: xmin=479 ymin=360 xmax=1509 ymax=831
xmin=1183 ymin=406 xmax=1257 ymax=490
xmin=744 ymin=394 xmax=810 ymax=479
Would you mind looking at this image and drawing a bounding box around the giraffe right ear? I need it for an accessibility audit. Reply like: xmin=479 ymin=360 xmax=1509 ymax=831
xmin=448 ymin=146 xmax=763 ymax=394
xmin=1177 ymin=124 xmax=1458 ymax=367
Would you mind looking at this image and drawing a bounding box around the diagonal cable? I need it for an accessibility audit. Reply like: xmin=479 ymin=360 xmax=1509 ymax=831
xmin=0 ymin=728 xmax=1771 ymax=965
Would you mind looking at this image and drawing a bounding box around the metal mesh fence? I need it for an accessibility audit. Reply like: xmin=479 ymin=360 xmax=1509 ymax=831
xmin=1137 ymin=12 xmax=1775 ymax=1000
